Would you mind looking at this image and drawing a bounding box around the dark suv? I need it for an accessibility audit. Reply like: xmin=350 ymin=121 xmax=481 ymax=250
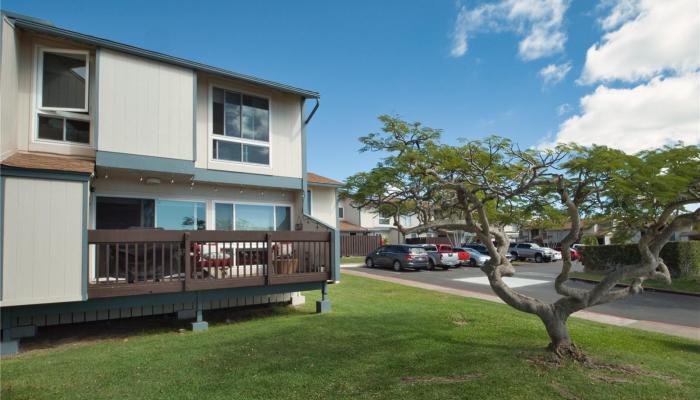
xmin=365 ymin=245 xmax=429 ymax=271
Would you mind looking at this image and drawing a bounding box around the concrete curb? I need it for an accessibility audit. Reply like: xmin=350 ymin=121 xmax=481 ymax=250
xmin=569 ymin=277 xmax=700 ymax=298
xmin=342 ymin=269 xmax=700 ymax=341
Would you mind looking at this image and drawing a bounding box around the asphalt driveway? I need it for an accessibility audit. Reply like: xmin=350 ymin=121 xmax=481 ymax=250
xmin=343 ymin=261 xmax=700 ymax=328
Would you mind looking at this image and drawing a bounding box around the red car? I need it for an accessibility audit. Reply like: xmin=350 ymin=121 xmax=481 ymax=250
xmin=555 ymin=245 xmax=579 ymax=261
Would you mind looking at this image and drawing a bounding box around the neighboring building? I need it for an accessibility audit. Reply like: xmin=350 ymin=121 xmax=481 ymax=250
xmin=0 ymin=12 xmax=339 ymax=355
xmin=518 ymin=221 xmax=614 ymax=246
xmin=305 ymin=172 xmax=343 ymax=229
xmin=337 ymin=198 xmax=424 ymax=244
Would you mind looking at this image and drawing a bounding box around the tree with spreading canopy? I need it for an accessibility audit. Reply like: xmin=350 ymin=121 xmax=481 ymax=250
xmin=344 ymin=115 xmax=700 ymax=358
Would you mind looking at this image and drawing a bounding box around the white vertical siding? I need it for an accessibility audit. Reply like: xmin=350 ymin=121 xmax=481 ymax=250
xmin=2 ymin=178 xmax=85 ymax=306
xmin=1 ymin=18 xmax=19 ymax=160
xmin=309 ymin=186 xmax=337 ymax=228
xmin=98 ymin=49 xmax=193 ymax=160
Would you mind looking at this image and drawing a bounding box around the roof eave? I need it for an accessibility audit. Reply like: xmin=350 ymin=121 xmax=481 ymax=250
xmin=6 ymin=14 xmax=320 ymax=99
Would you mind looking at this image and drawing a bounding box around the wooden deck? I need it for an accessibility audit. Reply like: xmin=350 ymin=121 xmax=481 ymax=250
xmin=88 ymin=229 xmax=333 ymax=299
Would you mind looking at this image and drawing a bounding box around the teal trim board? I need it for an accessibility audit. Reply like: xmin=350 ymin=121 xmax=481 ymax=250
xmin=194 ymin=169 xmax=302 ymax=190
xmin=81 ymin=182 xmax=89 ymax=300
xmin=95 ymin=151 xmax=302 ymax=190
xmin=0 ymin=166 xmax=91 ymax=182
xmin=334 ymin=188 xmax=341 ymax=281
xmin=94 ymin=47 xmax=100 ymax=148
xmin=0 ymin=176 xmax=4 ymax=301
xmin=96 ymin=151 xmax=195 ymax=175
xmin=1 ymin=282 xmax=323 ymax=326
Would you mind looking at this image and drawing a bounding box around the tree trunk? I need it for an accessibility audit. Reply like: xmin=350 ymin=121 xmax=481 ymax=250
xmin=539 ymin=308 xmax=584 ymax=359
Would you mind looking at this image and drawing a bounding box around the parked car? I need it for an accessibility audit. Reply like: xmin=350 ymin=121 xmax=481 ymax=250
xmin=365 ymin=245 xmax=429 ymax=271
xmin=420 ymin=244 xmax=461 ymax=270
xmin=548 ymin=248 xmax=563 ymax=261
xmin=451 ymin=247 xmax=473 ymax=266
xmin=457 ymin=247 xmax=491 ymax=267
xmin=508 ymin=242 xmax=554 ymax=263
xmin=554 ymin=245 xmax=580 ymax=261
xmin=462 ymin=243 xmax=514 ymax=262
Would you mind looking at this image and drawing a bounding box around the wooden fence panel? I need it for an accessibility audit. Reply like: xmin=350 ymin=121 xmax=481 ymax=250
xmin=340 ymin=235 xmax=382 ymax=257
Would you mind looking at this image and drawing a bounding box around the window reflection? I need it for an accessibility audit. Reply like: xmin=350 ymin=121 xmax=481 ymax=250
xmin=156 ymin=200 xmax=206 ymax=230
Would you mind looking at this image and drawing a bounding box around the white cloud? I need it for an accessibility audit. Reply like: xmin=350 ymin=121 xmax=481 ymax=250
xmin=553 ymin=74 xmax=700 ymax=153
xmin=450 ymin=0 xmax=569 ymax=61
xmin=556 ymin=103 xmax=572 ymax=116
xmin=549 ymin=0 xmax=700 ymax=154
xmin=597 ymin=0 xmax=641 ymax=31
xmin=539 ymin=62 xmax=572 ymax=85
xmin=580 ymin=0 xmax=700 ymax=84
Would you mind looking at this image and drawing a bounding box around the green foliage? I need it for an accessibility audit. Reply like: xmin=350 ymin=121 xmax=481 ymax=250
xmin=581 ymin=242 xmax=700 ymax=278
xmin=581 ymin=235 xmax=599 ymax=246
xmin=345 ymin=115 xmax=699 ymax=263
xmin=602 ymin=145 xmax=700 ymax=236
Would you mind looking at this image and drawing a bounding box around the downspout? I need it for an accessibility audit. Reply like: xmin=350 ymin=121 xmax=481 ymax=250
xmin=304 ymin=97 xmax=320 ymax=125
xmin=301 ymin=97 xmax=320 ymax=216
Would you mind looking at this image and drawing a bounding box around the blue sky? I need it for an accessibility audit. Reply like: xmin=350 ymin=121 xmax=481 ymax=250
xmin=5 ymin=0 xmax=697 ymax=181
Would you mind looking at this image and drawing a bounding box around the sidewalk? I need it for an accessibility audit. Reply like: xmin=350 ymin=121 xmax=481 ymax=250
xmin=342 ymin=268 xmax=700 ymax=341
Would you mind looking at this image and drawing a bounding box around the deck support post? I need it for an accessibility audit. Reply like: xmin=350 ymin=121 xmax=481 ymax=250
xmin=1 ymin=339 xmax=19 ymax=356
xmin=316 ymin=282 xmax=331 ymax=313
xmin=0 ymin=325 xmax=38 ymax=356
xmin=191 ymin=293 xmax=209 ymax=332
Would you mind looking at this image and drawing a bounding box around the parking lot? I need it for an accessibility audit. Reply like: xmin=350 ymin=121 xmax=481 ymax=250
xmin=343 ymin=260 xmax=700 ymax=328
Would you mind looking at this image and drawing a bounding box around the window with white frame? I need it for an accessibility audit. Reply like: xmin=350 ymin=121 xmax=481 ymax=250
xmin=378 ymin=216 xmax=391 ymax=225
xmin=215 ymin=203 xmax=291 ymax=231
xmin=35 ymin=48 xmax=90 ymax=145
xmin=211 ymin=87 xmax=270 ymax=165
xmin=338 ymin=206 xmax=344 ymax=219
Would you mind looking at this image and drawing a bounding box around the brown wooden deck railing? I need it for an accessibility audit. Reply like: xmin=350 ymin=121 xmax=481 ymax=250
xmin=88 ymin=230 xmax=332 ymax=299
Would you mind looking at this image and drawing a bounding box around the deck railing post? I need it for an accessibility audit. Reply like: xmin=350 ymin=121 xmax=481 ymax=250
xmin=184 ymin=232 xmax=191 ymax=292
xmin=265 ymin=233 xmax=273 ymax=285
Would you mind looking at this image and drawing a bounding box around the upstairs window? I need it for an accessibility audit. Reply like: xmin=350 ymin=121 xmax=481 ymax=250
xmin=211 ymin=87 xmax=270 ymax=165
xmin=338 ymin=206 xmax=344 ymax=219
xmin=35 ymin=49 xmax=91 ymax=145
xmin=378 ymin=216 xmax=391 ymax=225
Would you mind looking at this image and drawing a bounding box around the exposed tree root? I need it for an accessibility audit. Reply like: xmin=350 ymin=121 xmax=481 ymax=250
xmin=527 ymin=351 xmax=682 ymax=386
xmin=547 ymin=342 xmax=589 ymax=364
xmin=401 ymin=373 xmax=483 ymax=384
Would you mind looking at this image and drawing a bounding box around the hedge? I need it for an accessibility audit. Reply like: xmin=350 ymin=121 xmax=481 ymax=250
xmin=580 ymin=241 xmax=700 ymax=278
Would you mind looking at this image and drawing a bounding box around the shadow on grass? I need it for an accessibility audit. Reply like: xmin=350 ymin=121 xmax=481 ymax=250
xmin=17 ymin=303 xmax=313 ymax=354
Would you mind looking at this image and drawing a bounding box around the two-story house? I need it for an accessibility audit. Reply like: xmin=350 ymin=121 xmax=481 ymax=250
xmin=0 ymin=11 xmax=340 ymax=355
xmin=337 ymin=198 xmax=422 ymax=244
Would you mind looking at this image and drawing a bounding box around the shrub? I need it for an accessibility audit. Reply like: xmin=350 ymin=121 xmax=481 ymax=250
xmin=580 ymin=241 xmax=700 ymax=278
xmin=581 ymin=235 xmax=599 ymax=246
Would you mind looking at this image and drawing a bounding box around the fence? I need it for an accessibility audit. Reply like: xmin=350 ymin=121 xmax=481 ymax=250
xmin=340 ymin=235 xmax=382 ymax=257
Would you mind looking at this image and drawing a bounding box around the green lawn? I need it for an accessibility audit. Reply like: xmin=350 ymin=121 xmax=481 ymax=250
xmin=570 ymin=271 xmax=700 ymax=295
xmin=3 ymin=275 xmax=699 ymax=400
xmin=341 ymin=256 xmax=366 ymax=264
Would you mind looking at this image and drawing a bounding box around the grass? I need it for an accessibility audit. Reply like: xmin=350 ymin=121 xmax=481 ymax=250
xmin=2 ymin=275 xmax=699 ymax=400
xmin=341 ymin=256 xmax=366 ymax=264
xmin=570 ymin=271 xmax=700 ymax=295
